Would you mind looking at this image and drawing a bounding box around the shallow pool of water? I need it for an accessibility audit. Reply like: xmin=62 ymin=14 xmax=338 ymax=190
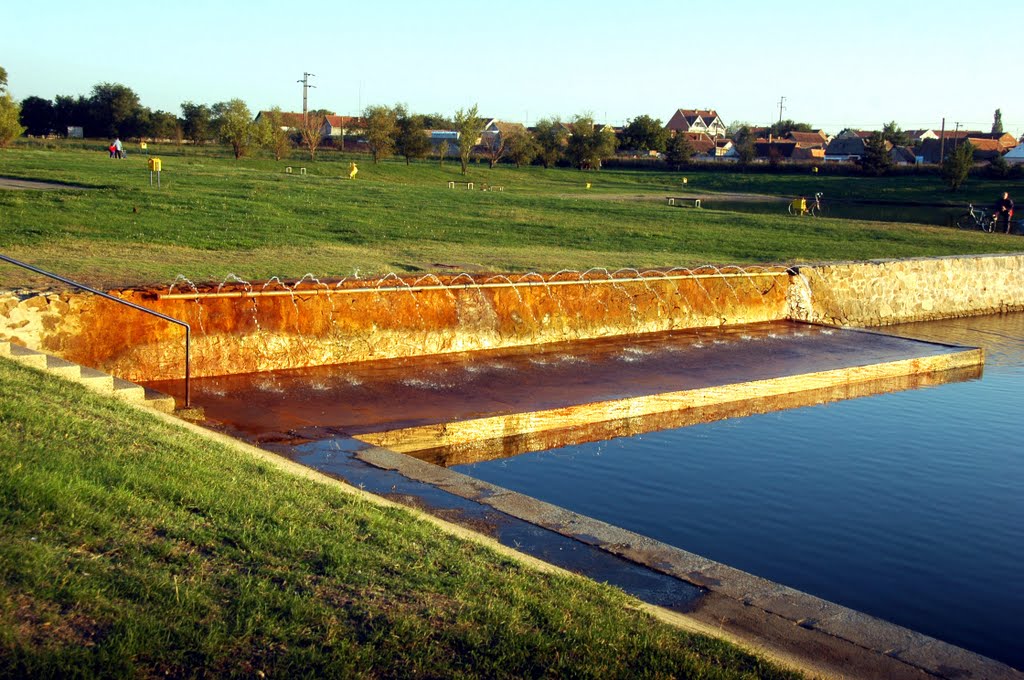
xmin=452 ymin=313 xmax=1024 ymax=669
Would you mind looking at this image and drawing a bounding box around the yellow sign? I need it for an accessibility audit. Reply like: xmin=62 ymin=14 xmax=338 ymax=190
xmin=148 ymin=158 xmax=162 ymax=172
xmin=140 ymin=141 xmax=148 ymax=150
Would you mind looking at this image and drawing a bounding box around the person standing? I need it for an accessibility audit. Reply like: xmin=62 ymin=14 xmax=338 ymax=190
xmin=993 ymin=191 xmax=1014 ymax=233
xmin=114 ymin=137 xmax=123 ymax=159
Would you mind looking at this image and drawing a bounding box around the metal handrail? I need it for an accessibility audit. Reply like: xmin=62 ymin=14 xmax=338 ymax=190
xmin=0 ymin=254 xmax=190 ymax=407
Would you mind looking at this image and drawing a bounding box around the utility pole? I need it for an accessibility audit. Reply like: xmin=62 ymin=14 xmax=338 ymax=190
xmin=777 ymin=96 xmax=786 ymax=124
xmin=953 ymin=121 xmax=961 ymax=150
xmin=939 ymin=117 xmax=945 ymax=161
xmin=297 ymin=72 xmax=316 ymax=118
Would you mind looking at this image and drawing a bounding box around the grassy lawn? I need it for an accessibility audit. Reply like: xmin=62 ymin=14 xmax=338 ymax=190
xmin=0 ymin=358 xmax=799 ymax=678
xmin=1 ymin=143 xmax=1021 ymax=288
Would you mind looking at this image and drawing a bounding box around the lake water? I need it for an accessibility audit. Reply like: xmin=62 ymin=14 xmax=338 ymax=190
xmin=451 ymin=313 xmax=1024 ymax=669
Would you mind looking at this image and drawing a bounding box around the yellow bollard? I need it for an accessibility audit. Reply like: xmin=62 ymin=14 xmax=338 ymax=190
xmin=585 ymin=182 xmax=591 ymax=189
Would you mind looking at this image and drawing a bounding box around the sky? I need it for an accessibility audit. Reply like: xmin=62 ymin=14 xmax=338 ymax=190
xmin=5 ymin=0 xmax=1023 ymax=137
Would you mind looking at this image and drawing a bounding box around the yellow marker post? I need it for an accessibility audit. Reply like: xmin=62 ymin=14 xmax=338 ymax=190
xmin=148 ymin=157 xmax=162 ymax=188
xmin=140 ymin=141 xmax=148 ymax=154
xmin=349 ymin=162 xmax=358 ymax=180
xmin=682 ymin=177 xmax=688 ymax=184
xmin=585 ymin=182 xmax=591 ymax=189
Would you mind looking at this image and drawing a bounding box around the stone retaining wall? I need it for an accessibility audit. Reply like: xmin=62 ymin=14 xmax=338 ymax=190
xmin=2 ymin=254 xmax=1023 ymax=382
xmin=790 ymin=254 xmax=1024 ymax=326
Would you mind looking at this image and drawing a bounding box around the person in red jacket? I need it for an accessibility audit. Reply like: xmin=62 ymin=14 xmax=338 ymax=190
xmin=993 ymin=191 xmax=1014 ymax=233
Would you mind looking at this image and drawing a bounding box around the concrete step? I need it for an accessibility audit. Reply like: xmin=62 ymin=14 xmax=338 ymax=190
xmin=44 ymin=354 xmax=84 ymax=380
xmin=79 ymin=365 xmax=115 ymax=392
xmin=112 ymin=376 xmax=146 ymax=401
xmin=6 ymin=343 xmax=47 ymax=370
xmin=3 ymin=341 xmax=179 ymax=414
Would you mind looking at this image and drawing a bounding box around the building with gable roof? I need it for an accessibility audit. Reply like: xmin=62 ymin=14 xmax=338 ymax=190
xmin=665 ymin=109 xmax=727 ymax=138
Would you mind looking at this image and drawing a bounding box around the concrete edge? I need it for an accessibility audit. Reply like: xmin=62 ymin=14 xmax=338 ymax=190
xmin=353 ymin=445 xmax=1023 ymax=680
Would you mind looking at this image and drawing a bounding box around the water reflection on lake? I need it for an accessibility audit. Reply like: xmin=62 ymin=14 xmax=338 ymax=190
xmin=453 ymin=313 xmax=1024 ymax=670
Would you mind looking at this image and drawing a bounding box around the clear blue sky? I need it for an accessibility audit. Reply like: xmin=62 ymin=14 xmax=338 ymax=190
xmin=6 ymin=0 xmax=1023 ymax=137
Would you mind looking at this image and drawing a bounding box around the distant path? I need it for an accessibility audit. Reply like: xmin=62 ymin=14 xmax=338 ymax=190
xmin=0 ymin=176 xmax=89 ymax=191
xmin=558 ymin=191 xmax=786 ymax=203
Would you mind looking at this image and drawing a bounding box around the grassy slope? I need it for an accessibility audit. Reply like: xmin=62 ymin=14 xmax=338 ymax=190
xmin=1 ymin=145 xmax=1021 ymax=288
xmin=0 ymin=358 xmax=798 ymax=678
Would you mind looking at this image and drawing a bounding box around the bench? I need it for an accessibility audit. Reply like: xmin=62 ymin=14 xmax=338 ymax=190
xmin=667 ymin=196 xmax=701 ymax=208
xmin=480 ymin=183 xmax=504 ymax=192
xmin=448 ymin=181 xmax=474 ymax=189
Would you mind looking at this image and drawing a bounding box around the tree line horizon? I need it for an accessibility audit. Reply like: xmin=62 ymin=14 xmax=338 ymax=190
xmin=0 ymin=74 xmax=1015 ymax=187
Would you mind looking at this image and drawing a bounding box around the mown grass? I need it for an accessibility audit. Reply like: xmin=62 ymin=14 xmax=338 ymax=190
xmin=0 ymin=358 xmax=800 ymax=678
xmin=1 ymin=144 xmax=1021 ymax=288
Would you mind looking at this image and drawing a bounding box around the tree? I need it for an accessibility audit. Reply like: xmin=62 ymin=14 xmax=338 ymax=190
xmin=453 ymin=104 xmax=485 ymax=175
xmin=663 ymin=133 xmax=694 ymax=169
xmin=88 ymin=82 xmax=142 ymax=138
xmin=299 ymin=112 xmax=326 ymax=160
xmin=181 ymin=102 xmax=212 ymax=145
xmin=0 ymin=91 xmax=24 ymax=147
xmin=52 ymin=95 xmax=88 ymax=136
xmin=363 ymin=104 xmax=398 ymax=163
xmin=732 ymin=126 xmax=757 ymax=164
xmin=258 ymin=107 xmax=293 ymax=161
xmin=565 ymin=115 xmax=616 ymax=170
xmin=620 ymin=115 xmax=667 ymax=152
xmin=437 ymin=139 xmax=450 ymax=167
xmin=148 ymin=110 xmax=180 ymax=141
xmin=992 ymin=108 xmax=1003 ymax=135
xmin=533 ymin=117 xmax=568 ymax=168
xmin=881 ymin=121 xmax=911 ymax=147
xmin=505 ymin=127 xmax=539 ymax=167
xmin=212 ymin=99 xmax=257 ymax=159
xmin=768 ymin=119 xmax=812 ymax=138
xmin=859 ymin=132 xmax=893 ymax=176
xmin=19 ymin=96 xmax=54 ymax=136
xmin=395 ymin=109 xmax=430 ymax=165
xmin=941 ymin=141 xmax=974 ymax=191
xmin=482 ymin=122 xmax=524 ymax=168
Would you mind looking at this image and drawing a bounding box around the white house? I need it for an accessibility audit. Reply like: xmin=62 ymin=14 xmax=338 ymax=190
xmin=665 ymin=109 xmax=727 ymax=138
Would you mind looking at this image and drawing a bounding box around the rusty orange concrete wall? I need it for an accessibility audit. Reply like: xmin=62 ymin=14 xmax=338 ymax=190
xmin=0 ymin=268 xmax=791 ymax=382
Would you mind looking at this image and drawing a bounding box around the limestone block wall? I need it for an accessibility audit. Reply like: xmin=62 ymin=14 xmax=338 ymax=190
xmin=789 ymin=254 xmax=1024 ymax=327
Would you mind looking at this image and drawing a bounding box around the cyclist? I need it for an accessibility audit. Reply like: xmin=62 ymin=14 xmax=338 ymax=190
xmin=993 ymin=191 xmax=1014 ymax=233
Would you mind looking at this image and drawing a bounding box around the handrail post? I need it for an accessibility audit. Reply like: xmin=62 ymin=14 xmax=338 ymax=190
xmin=0 ymin=253 xmax=191 ymax=407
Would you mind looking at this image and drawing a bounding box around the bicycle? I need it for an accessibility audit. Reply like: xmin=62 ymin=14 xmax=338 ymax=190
xmin=788 ymin=192 xmax=823 ymax=217
xmin=955 ymin=204 xmax=996 ymax=232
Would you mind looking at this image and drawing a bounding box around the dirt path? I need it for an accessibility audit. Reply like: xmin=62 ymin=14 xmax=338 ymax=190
xmin=0 ymin=176 xmax=90 ymax=191
xmin=557 ymin=191 xmax=786 ymax=203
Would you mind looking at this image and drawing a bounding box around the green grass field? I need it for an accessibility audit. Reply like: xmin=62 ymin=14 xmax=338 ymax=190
xmin=0 ymin=358 xmax=800 ymax=679
xmin=2 ymin=143 xmax=1021 ymax=288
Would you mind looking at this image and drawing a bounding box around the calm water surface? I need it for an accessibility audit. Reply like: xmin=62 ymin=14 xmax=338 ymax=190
xmin=453 ymin=313 xmax=1024 ymax=669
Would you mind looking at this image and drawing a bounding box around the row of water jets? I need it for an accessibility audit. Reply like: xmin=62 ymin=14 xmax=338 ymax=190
xmin=166 ymin=265 xmax=832 ymax=338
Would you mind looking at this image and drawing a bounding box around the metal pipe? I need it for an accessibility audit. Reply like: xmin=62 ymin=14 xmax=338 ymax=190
xmin=0 ymin=253 xmax=191 ymax=408
xmin=157 ymin=270 xmax=787 ymax=300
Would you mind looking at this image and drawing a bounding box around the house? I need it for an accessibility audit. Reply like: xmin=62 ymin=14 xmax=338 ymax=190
xmin=917 ymin=137 xmax=1008 ymax=163
xmin=890 ymin=146 xmax=919 ymax=165
xmin=906 ymin=129 xmax=938 ymax=143
xmin=754 ymin=140 xmax=798 ymax=160
xmin=787 ymin=130 xmax=829 ymax=147
xmin=322 ymin=115 xmax=364 ymax=139
xmin=254 ymin=111 xmax=365 ymax=141
xmin=824 ymin=130 xmax=870 ymax=161
xmin=480 ymin=120 xmax=527 ymax=151
xmin=1004 ymin=143 xmax=1024 ymax=166
xmin=665 ymin=109 xmax=727 ymax=138
xmin=254 ymin=111 xmax=306 ymax=130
